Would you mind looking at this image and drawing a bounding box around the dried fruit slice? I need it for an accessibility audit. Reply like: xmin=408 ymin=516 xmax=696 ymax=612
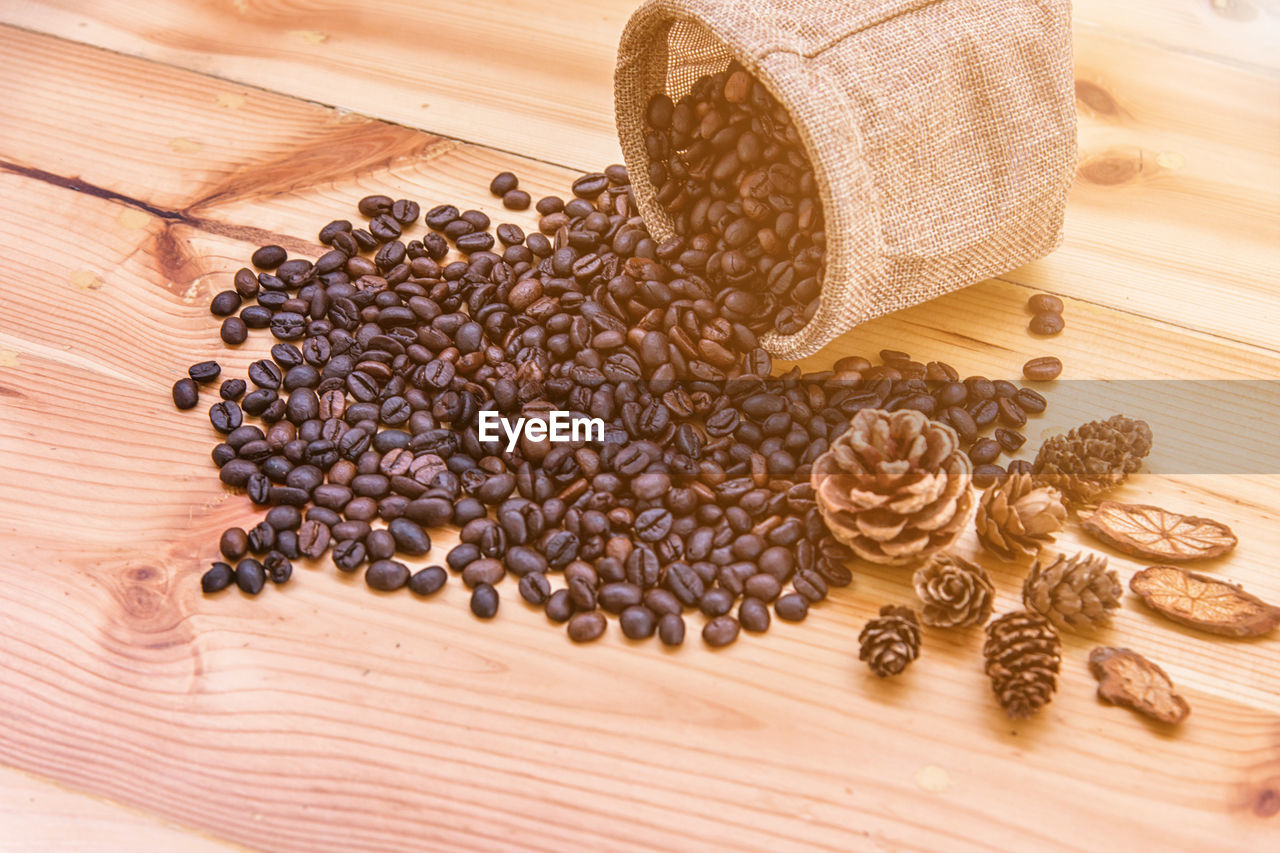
xmin=1088 ymin=647 xmax=1190 ymax=725
xmin=1129 ymin=566 xmax=1280 ymax=638
xmin=1081 ymin=501 xmax=1237 ymax=562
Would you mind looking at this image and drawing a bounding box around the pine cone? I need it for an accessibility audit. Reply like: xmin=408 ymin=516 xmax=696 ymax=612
xmin=812 ymin=409 xmax=974 ymax=565
xmin=1032 ymin=414 xmax=1153 ymax=504
xmin=974 ymin=474 xmax=1067 ymax=560
xmin=912 ymin=553 xmax=995 ymax=628
xmin=1022 ymin=551 xmax=1122 ymax=631
xmin=858 ymin=605 xmax=922 ymax=677
xmin=983 ymin=611 xmax=1061 ymax=720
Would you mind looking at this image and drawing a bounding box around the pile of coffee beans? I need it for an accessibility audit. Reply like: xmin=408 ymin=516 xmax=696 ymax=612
xmin=177 ymin=159 xmax=1050 ymax=646
xmin=643 ymin=62 xmax=823 ymax=336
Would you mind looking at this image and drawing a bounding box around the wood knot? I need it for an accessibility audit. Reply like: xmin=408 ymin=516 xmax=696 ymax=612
xmin=1256 ymin=784 xmax=1280 ymax=818
xmin=1074 ymin=81 xmax=1119 ymax=116
xmin=112 ymin=564 xmax=173 ymax=621
xmin=1078 ymin=152 xmax=1143 ymax=186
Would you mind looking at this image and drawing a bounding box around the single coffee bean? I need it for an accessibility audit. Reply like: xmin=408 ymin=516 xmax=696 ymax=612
xmin=220 ymin=527 xmax=249 ymax=560
xmin=408 ymin=565 xmax=448 ymax=596
xmin=739 ymin=597 xmax=771 ymax=632
xmin=995 ymin=427 xmax=1026 ymax=453
xmin=172 ymin=378 xmax=199 ymax=410
xmin=366 ymin=559 xmax=410 ymax=591
xmin=235 ymin=559 xmax=267 ymax=595
xmin=489 ymin=171 xmax=519 ymax=195
xmin=209 ymin=291 xmax=242 ymax=317
xmin=209 ymin=400 xmax=243 ymax=434
xmin=969 ymin=437 xmax=1001 ymax=465
xmin=188 ymin=361 xmax=221 ymax=384
xmin=264 ymin=552 xmax=293 ymax=584
xmin=1013 ymin=387 xmax=1048 ymax=414
xmin=775 ymin=593 xmax=809 ymax=621
xmin=503 ymin=190 xmax=531 ymax=210
xmin=702 ymin=615 xmax=740 ymax=647
xmin=201 ymin=562 xmax=235 ymax=593
xmin=545 ymin=588 xmax=574 ymax=622
xmin=619 ymin=605 xmax=657 ymax=640
xmin=567 ymin=611 xmax=607 ymax=642
xmin=332 ymin=539 xmax=366 ymax=572
xmin=388 ymin=517 xmax=431 ymax=555
xmin=252 ymin=245 xmax=287 ymax=269
xmin=700 ymin=587 xmax=734 ymax=617
xmin=1022 ymin=356 xmax=1062 ymax=381
xmin=518 ymin=572 xmax=551 ymax=605
xmin=220 ymin=317 xmax=248 ymax=345
xmin=1027 ymin=293 xmax=1064 ymax=314
xmin=463 ymin=558 xmax=505 ymax=588
xmin=470 ymin=583 xmax=499 ymax=618
xmin=973 ymin=463 xmax=1006 ymax=488
xmin=220 ymin=378 xmax=246 ymax=400
xmin=1029 ymin=313 xmax=1065 ymax=335
xmin=657 ymin=613 xmax=685 ymax=646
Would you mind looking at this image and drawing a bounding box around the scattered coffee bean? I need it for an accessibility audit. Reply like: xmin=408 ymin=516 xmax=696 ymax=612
xmin=188 ymin=361 xmax=221 ymax=384
xmin=366 ymin=559 xmax=410 ymax=591
xmin=568 ymin=611 xmax=607 ymax=642
xmin=1027 ymin=293 xmax=1064 ymax=314
xmin=1029 ymin=313 xmax=1065 ymax=335
xmin=202 ymin=562 xmax=235 ymax=593
xmin=470 ymin=583 xmax=499 ymax=618
xmin=235 ymin=559 xmax=266 ymax=595
xmin=408 ymin=565 xmax=448 ymax=596
xmin=702 ymin=615 xmax=741 ymax=647
xmin=1022 ymin=356 xmax=1063 ymax=381
xmin=172 ymin=378 xmax=199 ymax=410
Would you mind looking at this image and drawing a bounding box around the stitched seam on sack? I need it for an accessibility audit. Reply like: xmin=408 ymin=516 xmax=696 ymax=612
xmin=759 ymin=0 xmax=949 ymax=61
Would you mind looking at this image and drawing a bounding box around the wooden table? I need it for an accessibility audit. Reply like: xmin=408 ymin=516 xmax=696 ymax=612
xmin=1 ymin=2 xmax=1276 ymax=850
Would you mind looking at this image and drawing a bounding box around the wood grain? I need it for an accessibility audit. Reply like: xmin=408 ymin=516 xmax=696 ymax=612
xmin=0 ymin=16 xmax=1277 ymax=853
xmin=0 ymin=766 xmax=245 ymax=852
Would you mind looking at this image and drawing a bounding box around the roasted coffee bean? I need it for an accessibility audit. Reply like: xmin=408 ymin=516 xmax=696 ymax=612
xmin=264 ymin=552 xmax=293 ymax=584
xmin=792 ymin=569 xmax=827 ymax=602
xmin=969 ymin=437 xmax=1001 ymax=465
xmin=1013 ymin=387 xmax=1048 ymax=414
xmin=408 ymin=565 xmax=448 ymax=596
xmin=545 ymin=588 xmax=574 ymax=622
xmin=235 ymin=558 xmax=267 ymax=595
xmin=700 ymin=587 xmax=734 ymax=617
xmin=518 ymin=572 xmax=551 ymax=605
xmin=365 ymin=528 xmax=396 ymax=561
xmin=470 ymin=583 xmax=499 ymax=618
xmin=973 ymin=463 xmax=1006 ymax=488
xmin=366 ymin=559 xmax=410 ymax=591
xmin=220 ymin=378 xmax=247 ymax=400
xmin=997 ymin=396 xmax=1027 ymax=428
xmin=599 ymin=581 xmax=644 ymax=613
xmin=210 ymin=291 xmax=242 ymax=317
xmin=202 ymin=561 xmax=235 ymax=593
xmin=252 ymin=245 xmax=287 ymax=269
xmin=775 ymin=593 xmax=809 ymax=621
xmin=1029 ymin=312 xmax=1065 ymax=335
xmin=209 ymin=400 xmax=243 ymax=433
xmin=657 ymin=613 xmax=685 ymax=645
xmin=1022 ymin=356 xmax=1062 ymax=381
xmin=463 ymin=558 xmax=505 ymax=588
xmin=567 ymin=611 xmax=607 ymax=642
xmin=995 ymin=427 xmax=1026 ymax=453
xmin=220 ymin=527 xmax=249 ymax=561
xmin=332 ymin=539 xmax=366 ymax=572
xmin=249 ymin=359 xmax=283 ymax=389
xmin=265 ymin=505 xmax=301 ymax=530
xmin=739 ymin=597 xmax=771 ymax=632
xmin=619 ymin=605 xmax=657 ymax=639
xmin=1027 ymin=293 xmax=1064 ymax=314
xmin=188 ymin=361 xmax=221 ymax=384
xmin=503 ymin=190 xmax=531 ymax=210
xmin=172 ymin=378 xmax=199 ymax=410
xmin=702 ymin=615 xmax=740 ymax=647
xmin=388 ymin=517 xmax=431 ymax=555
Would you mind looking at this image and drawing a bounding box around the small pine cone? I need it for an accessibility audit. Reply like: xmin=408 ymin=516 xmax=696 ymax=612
xmin=813 ymin=409 xmax=974 ymax=566
xmin=858 ymin=605 xmax=922 ymax=677
xmin=974 ymin=474 xmax=1067 ymax=560
xmin=983 ymin=611 xmax=1061 ymax=720
xmin=1033 ymin=414 xmax=1153 ymax=504
xmin=912 ymin=553 xmax=995 ymax=628
xmin=1022 ymin=551 xmax=1122 ymax=631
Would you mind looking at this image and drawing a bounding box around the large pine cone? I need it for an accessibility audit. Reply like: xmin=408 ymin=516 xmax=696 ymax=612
xmin=1022 ymin=551 xmax=1122 ymax=631
xmin=858 ymin=605 xmax=922 ymax=677
xmin=983 ymin=611 xmax=1061 ymax=720
xmin=912 ymin=552 xmax=995 ymax=628
xmin=1032 ymin=414 xmax=1153 ymax=504
xmin=974 ymin=474 xmax=1066 ymax=561
xmin=812 ymin=409 xmax=974 ymax=565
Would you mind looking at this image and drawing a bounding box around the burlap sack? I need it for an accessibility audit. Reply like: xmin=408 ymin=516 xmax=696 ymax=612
xmin=615 ymin=0 xmax=1075 ymax=360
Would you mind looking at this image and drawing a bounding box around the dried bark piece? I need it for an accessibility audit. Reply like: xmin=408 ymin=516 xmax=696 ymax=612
xmin=1088 ymin=647 xmax=1190 ymax=725
xmin=1129 ymin=566 xmax=1280 ymax=638
xmin=1082 ymin=501 xmax=1237 ymax=562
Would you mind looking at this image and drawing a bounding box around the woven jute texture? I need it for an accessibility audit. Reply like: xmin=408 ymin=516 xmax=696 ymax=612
xmin=615 ymin=0 xmax=1076 ymax=360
